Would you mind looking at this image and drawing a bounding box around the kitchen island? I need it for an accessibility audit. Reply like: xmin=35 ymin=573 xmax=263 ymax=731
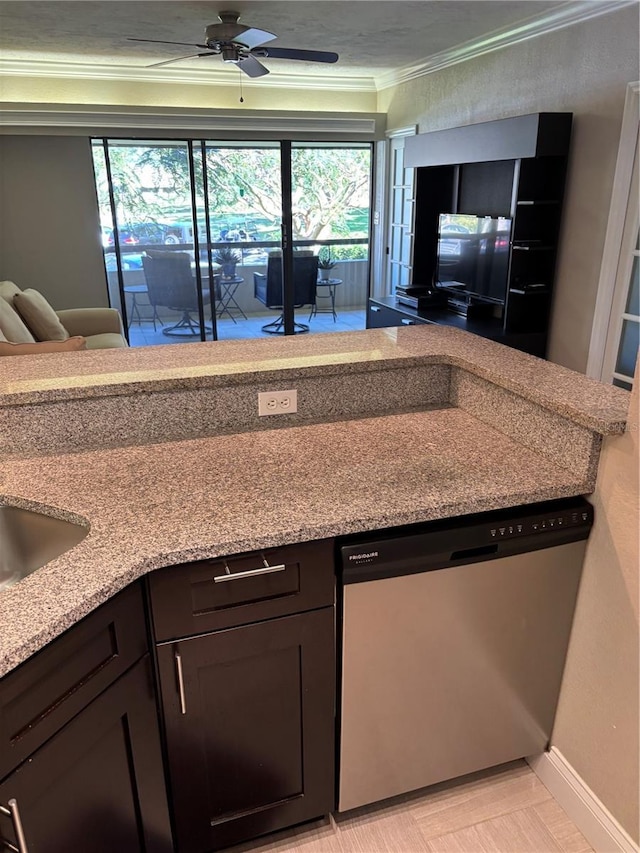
xmin=0 ymin=324 xmax=629 ymax=677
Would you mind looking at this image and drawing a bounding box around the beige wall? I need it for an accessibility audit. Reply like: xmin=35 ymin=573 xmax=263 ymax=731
xmin=552 ymin=357 xmax=639 ymax=842
xmin=378 ymin=6 xmax=640 ymax=374
xmin=0 ymin=136 xmax=109 ymax=310
xmin=0 ymin=74 xmax=377 ymax=114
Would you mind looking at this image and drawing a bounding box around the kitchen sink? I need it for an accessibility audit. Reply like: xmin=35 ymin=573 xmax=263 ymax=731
xmin=0 ymin=505 xmax=88 ymax=591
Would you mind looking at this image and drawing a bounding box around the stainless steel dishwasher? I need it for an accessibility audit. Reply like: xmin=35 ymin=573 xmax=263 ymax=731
xmin=338 ymin=496 xmax=593 ymax=812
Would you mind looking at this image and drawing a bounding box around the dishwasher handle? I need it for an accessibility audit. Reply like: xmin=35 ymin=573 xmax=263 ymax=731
xmin=450 ymin=544 xmax=498 ymax=561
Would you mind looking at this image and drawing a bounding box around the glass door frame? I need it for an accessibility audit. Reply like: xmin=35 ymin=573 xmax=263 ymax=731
xmin=94 ymin=135 xmax=373 ymax=341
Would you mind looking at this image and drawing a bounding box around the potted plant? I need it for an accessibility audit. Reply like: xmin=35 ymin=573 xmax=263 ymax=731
xmin=213 ymin=245 xmax=242 ymax=279
xmin=317 ymin=248 xmax=336 ymax=280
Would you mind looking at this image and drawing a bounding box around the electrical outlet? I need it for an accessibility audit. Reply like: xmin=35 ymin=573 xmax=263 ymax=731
xmin=258 ymin=390 xmax=298 ymax=416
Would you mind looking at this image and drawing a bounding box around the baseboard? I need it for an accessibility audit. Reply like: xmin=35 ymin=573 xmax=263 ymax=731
xmin=527 ymin=748 xmax=639 ymax=853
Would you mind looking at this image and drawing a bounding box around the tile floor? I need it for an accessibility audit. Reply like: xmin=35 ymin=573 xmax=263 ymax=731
xmin=126 ymin=308 xmax=367 ymax=347
xmin=226 ymin=761 xmax=593 ymax=853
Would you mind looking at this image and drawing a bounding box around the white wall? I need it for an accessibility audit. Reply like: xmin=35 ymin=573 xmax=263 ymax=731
xmin=377 ymin=6 xmax=640 ymax=374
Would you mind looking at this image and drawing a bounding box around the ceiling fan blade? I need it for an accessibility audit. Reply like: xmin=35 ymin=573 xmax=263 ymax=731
xmin=255 ymin=47 xmax=338 ymax=64
xmin=128 ymin=38 xmax=209 ymax=49
xmin=205 ymin=18 xmax=277 ymax=50
xmin=146 ymin=52 xmax=214 ymax=69
xmin=232 ymin=26 xmax=277 ymax=49
xmin=237 ymin=54 xmax=270 ymax=78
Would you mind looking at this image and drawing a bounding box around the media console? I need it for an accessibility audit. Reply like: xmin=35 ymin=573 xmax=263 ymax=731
xmin=370 ymin=112 xmax=573 ymax=358
xmin=367 ymin=296 xmax=546 ymax=357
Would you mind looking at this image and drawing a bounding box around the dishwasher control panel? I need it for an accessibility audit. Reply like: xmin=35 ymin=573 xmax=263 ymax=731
xmin=339 ymin=496 xmax=594 ymax=584
xmin=489 ymin=505 xmax=592 ymax=539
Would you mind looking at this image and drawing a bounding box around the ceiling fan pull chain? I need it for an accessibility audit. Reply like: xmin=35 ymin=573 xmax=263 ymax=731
xmin=239 ymin=69 xmax=244 ymax=103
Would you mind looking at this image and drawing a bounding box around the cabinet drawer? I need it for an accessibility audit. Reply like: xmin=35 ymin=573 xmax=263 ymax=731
xmin=368 ymin=301 xmax=430 ymax=329
xmin=148 ymin=539 xmax=335 ymax=641
xmin=0 ymin=582 xmax=148 ymax=780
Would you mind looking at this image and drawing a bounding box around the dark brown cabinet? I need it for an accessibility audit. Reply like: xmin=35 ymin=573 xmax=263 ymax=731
xmin=0 ymin=657 xmax=172 ymax=853
xmin=368 ymin=300 xmax=431 ymax=329
xmin=0 ymin=583 xmax=173 ymax=853
xmin=148 ymin=540 xmax=336 ymax=853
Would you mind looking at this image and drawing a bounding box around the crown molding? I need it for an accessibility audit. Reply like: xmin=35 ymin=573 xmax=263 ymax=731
xmin=375 ymin=0 xmax=638 ymax=90
xmin=0 ymin=104 xmax=380 ymax=135
xmin=0 ymin=58 xmax=376 ymax=93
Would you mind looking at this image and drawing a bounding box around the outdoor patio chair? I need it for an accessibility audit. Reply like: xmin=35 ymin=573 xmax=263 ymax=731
xmin=142 ymin=251 xmax=211 ymax=336
xmin=253 ymin=254 xmax=318 ymax=334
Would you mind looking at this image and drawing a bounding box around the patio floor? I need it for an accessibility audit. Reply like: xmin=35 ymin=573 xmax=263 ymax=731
xmin=126 ymin=308 xmax=367 ymax=346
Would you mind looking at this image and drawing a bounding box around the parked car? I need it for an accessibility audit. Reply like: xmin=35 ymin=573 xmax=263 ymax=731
xmin=102 ymin=222 xmax=178 ymax=247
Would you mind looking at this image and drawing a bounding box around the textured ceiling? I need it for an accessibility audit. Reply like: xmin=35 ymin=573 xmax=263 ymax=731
xmin=0 ymin=0 xmax=584 ymax=82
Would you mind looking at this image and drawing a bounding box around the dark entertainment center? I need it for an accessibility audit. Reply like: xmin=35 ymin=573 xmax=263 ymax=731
xmin=368 ymin=113 xmax=573 ymax=357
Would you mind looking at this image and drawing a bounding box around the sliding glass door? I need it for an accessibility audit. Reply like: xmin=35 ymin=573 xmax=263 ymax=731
xmin=93 ymin=139 xmax=212 ymax=346
xmin=92 ymin=138 xmax=371 ymax=346
xmin=203 ymin=142 xmax=283 ymax=340
xmin=291 ymin=143 xmax=371 ymax=332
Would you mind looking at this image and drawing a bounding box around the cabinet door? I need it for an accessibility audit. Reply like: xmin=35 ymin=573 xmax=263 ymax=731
xmin=157 ymin=608 xmax=335 ymax=853
xmin=0 ymin=582 xmax=148 ymax=780
xmin=0 ymin=657 xmax=173 ymax=853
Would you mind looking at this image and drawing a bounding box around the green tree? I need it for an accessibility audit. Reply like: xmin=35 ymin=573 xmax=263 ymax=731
xmin=94 ymin=142 xmax=371 ymax=240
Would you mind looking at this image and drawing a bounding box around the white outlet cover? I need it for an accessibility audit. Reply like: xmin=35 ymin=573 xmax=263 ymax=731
xmin=258 ymin=390 xmax=298 ymax=416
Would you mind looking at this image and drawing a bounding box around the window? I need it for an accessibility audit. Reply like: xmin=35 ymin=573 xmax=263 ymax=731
xmin=91 ymin=139 xmax=372 ymax=345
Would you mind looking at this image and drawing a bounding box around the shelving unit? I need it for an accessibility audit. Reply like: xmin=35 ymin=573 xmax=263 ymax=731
xmin=371 ymin=113 xmax=573 ymax=357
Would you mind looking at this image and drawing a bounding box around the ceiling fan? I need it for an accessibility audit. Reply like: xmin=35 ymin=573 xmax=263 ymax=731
xmin=128 ymin=10 xmax=339 ymax=78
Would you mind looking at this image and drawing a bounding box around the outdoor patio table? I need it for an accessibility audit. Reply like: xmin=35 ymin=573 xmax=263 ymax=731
xmin=216 ymin=276 xmax=247 ymax=322
xmin=309 ymin=278 xmax=342 ymax=322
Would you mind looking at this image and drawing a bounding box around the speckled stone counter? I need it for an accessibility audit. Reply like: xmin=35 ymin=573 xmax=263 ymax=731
xmin=0 ymin=325 xmax=629 ymax=432
xmin=0 ymin=326 xmax=631 ymax=677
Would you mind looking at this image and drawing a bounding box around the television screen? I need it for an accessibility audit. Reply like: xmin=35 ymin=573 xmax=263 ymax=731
xmin=436 ymin=213 xmax=512 ymax=304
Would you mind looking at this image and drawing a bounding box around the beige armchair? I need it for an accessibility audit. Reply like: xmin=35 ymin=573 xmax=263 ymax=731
xmin=0 ymin=281 xmax=128 ymax=351
xmin=55 ymin=307 xmax=127 ymax=349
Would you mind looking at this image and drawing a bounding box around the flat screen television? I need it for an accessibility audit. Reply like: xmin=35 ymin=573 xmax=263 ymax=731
xmin=435 ymin=213 xmax=512 ymax=304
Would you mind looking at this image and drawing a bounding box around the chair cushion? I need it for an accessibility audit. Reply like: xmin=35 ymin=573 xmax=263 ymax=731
xmin=85 ymin=333 xmax=128 ymax=350
xmin=0 ymin=299 xmax=37 ymax=343
xmin=0 ymin=336 xmax=87 ymax=357
xmin=14 ymin=288 xmax=70 ymax=342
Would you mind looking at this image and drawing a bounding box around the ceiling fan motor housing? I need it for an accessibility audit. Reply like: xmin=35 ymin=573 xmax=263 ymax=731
xmin=205 ymin=21 xmax=248 ymax=48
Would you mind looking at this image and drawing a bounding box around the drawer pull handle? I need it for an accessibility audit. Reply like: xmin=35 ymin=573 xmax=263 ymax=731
xmin=401 ymin=318 xmax=416 ymax=325
xmin=175 ymin=651 xmax=187 ymax=716
xmin=213 ymin=556 xmax=286 ymax=584
xmin=370 ymin=305 xmax=381 ymax=312
xmin=0 ymin=799 xmax=29 ymax=853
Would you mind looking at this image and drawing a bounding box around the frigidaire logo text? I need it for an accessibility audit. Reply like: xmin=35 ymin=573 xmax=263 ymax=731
xmin=349 ymin=551 xmax=379 ymax=561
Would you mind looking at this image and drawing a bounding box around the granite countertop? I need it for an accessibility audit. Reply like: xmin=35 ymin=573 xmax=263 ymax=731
xmin=1 ymin=406 xmax=593 ymax=677
xmin=0 ymin=326 xmax=629 ymax=433
xmin=0 ymin=326 xmax=631 ymax=677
